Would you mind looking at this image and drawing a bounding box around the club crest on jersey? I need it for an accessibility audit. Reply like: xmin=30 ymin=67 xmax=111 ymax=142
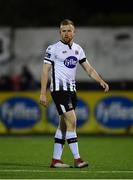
xmin=75 ymin=50 xmax=79 ymax=55
xmin=64 ymin=56 xmax=78 ymax=68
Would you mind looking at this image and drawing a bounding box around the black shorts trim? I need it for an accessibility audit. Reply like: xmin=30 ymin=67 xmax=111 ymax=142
xmin=51 ymin=91 xmax=77 ymax=115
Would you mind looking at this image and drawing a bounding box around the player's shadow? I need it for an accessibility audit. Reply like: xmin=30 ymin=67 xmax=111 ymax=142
xmin=0 ymin=162 xmax=48 ymax=168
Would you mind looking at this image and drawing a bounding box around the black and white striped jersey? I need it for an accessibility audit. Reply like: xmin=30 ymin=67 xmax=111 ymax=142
xmin=44 ymin=40 xmax=86 ymax=92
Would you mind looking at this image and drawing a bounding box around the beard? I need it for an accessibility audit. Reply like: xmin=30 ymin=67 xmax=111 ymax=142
xmin=63 ymin=37 xmax=72 ymax=44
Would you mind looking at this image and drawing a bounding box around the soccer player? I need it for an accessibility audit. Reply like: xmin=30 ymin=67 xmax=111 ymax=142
xmin=40 ymin=19 xmax=109 ymax=168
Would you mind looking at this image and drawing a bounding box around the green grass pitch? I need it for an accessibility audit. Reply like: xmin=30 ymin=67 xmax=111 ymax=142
xmin=0 ymin=135 xmax=133 ymax=179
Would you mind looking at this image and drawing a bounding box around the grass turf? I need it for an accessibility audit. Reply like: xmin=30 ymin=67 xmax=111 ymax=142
xmin=0 ymin=135 xmax=133 ymax=179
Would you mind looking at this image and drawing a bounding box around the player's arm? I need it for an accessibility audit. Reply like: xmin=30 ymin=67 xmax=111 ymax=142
xmin=40 ymin=63 xmax=52 ymax=107
xmin=81 ymin=60 xmax=109 ymax=92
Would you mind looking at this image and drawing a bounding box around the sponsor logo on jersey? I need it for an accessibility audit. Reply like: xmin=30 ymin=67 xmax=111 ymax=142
xmin=62 ymin=51 xmax=67 ymax=54
xmin=95 ymin=96 xmax=133 ymax=128
xmin=45 ymin=52 xmax=51 ymax=58
xmin=64 ymin=56 xmax=78 ymax=68
xmin=0 ymin=97 xmax=41 ymax=128
xmin=46 ymin=98 xmax=89 ymax=127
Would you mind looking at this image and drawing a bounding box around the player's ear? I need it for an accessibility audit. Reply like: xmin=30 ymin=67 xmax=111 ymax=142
xmin=73 ymin=29 xmax=76 ymax=35
xmin=73 ymin=26 xmax=76 ymax=34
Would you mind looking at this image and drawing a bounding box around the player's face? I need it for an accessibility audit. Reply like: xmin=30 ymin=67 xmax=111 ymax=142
xmin=60 ymin=24 xmax=75 ymax=44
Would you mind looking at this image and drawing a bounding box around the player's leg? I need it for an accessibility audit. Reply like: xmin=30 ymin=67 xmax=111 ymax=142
xmin=62 ymin=110 xmax=88 ymax=168
xmin=50 ymin=91 xmax=88 ymax=168
xmin=61 ymin=110 xmax=80 ymax=158
xmin=50 ymin=116 xmax=71 ymax=168
xmin=52 ymin=116 xmax=66 ymax=160
xmin=50 ymin=91 xmax=72 ymax=167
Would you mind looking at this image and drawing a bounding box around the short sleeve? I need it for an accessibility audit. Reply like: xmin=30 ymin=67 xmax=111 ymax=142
xmin=43 ymin=45 xmax=55 ymax=64
xmin=78 ymin=47 xmax=86 ymax=64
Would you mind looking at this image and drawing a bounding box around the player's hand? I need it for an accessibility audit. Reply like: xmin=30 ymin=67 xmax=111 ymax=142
xmin=100 ymin=81 xmax=109 ymax=92
xmin=39 ymin=93 xmax=48 ymax=107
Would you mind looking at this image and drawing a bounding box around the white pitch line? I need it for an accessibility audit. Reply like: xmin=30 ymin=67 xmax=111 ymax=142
xmin=0 ymin=169 xmax=133 ymax=173
xmin=96 ymin=170 xmax=133 ymax=173
xmin=0 ymin=169 xmax=87 ymax=173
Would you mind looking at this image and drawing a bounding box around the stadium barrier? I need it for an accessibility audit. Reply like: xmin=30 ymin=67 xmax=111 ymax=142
xmin=0 ymin=91 xmax=133 ymax=135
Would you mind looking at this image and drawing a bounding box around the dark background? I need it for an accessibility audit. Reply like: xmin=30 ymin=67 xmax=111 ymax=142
xmin=0 ymin=0 xmax=133 ymax=91
xmin=0 ymin=0 xmax=133 ymax=27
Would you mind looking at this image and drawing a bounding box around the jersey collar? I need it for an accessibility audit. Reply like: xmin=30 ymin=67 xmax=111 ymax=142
xmin=60 ymin=40 xmax=73 ymax=49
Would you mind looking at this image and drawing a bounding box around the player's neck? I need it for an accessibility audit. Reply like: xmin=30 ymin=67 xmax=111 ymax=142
xmin=60 ymin=40 xmax=73 ymax=48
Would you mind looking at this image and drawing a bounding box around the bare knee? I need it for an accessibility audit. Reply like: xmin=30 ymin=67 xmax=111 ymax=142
xmin=68 ymin=120 xmax=76 ymax=131
xmin=58 ymin=116 xmax=66 ymax=132
xmin=63 ymin=110 xmax=77 ymax=131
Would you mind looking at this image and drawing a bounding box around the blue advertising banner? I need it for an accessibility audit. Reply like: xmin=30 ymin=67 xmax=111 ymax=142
xmin=0 ymin=91 xmax=133 ymax=134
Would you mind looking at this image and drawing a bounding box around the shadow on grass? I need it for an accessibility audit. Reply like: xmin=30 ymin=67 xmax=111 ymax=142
xmin=0 ymin=162 xmax=49 ymax=168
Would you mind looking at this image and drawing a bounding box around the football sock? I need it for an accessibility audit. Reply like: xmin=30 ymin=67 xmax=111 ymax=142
xmin=66 ymin=131 xmax=80 ymax=159
xmin=53 ymin=129 xmax=65 ymax=160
